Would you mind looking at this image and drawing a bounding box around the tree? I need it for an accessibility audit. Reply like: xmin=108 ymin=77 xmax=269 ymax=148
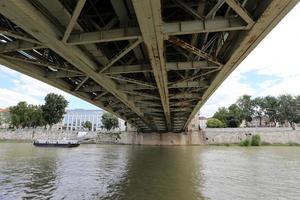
xmin=27 ymin=105 xmax=45 ymax=128
xmin=226 ymin=118 xmax=240 ymax=128
xmin=213 ymin=104 xmax=242 ymax=127
xmin=42 ymin=93 xmax=68 ymax=128
xmin=278 ymin=95 xmax=299 ymax=130
xmin=213 ymin=107 xmax=228 ymax=124
xmin=264 ymin=96 xmax=279 ymax=126
xmin=252 ymin=97 xmax=265 ymax=127
xmin=9 ymin=102 xmax=45 ymax=128
xmin=101 ymin=113 xmax=119 ymax=131
xmin=83 ymin=121 xmax=92 ymax=131
xmin=206 ymin=118 xmax=225 ymax=128
xmin=237 ymin=95 xmax=254 ymax=126
xmin=227 ymin=103 xmax=243 ymax=126
xmin=9 ymin=101 xmax=30 ymax=128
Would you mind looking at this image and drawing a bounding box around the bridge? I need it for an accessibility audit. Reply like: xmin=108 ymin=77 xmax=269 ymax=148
xmin=0 ymin=0 xmax=297 ymax=133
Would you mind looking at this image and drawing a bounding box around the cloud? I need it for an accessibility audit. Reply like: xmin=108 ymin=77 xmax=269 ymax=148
xmin=14 ymin=74 xmax=72 ymax=99
xmin=200 ymin=70 xmax=255 ymax=117
xmin=0 ymin=66 xmax=72 ymax=108
xmin=0 ymin=88 xmax=40 ymax=107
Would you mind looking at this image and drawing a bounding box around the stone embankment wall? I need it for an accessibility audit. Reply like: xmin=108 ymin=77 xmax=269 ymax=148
xmin=0 ymin=129 xmax=205 ymax=145
xmin=204 ymin=127 xmax=300 ymax=145
xmin=0 ymin=128 xmax=299 ymax=145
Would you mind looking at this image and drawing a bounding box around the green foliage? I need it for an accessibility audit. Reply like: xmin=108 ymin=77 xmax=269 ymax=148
xmin=212 ymin=94 xmax=300 ymax=129
xmin=264 ymin=96 xmax=279 ymax=126
xmin=251 ymin=134 xmax=261 ymax=146
xmin=83 ymin=121 xmax=92 ymax=131
xmin=227 ymin=118 xmax=240 ymax=128
xmin=252 ymin=97 xmax=265 ymax=127
xmin=237 ymin=95 xmax=254 ymax=125
xmin=240 ymin=135 xmax=261 ymax=146
xmin=9 ymin=102 xmax=30 ymax=128
xmin=240 ymin=138 xmax=250 ymax=146
xmin=41 ymin=93 xmax=68 ymax=128
xmin=213 ymin=107 xmax=228 ymax=124
xmin=206 ymin=118 xmax=225 ymax=128
xmin=277 ymin=94 xmax=300 ymax=130
xmin=213 ymin=104 xmax=242 ymax=127
xmin=27 ymin=105 xmax=45 ymax=128
xmin=9 ymin=102 xmax=45 ymax=128
xmin=101 ymin=113 xmax=119 ymax=131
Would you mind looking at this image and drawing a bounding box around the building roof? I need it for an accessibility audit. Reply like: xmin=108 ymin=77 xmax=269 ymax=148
xmin=0 ymin=108 xmax=9 ymax=113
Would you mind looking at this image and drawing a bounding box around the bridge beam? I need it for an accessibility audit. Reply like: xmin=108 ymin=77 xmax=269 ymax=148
xmin=67 ymin=28 xmax=141 ymax=45
xmin=183 ymin=0 xmax=299 ymax=129
xmin=62 ymin=0 xmax=86 ymax=43
xmin=163 ymin=17 xmax=247 ymax=36
xmin=132 ymin=0 xmax=171 ymax=130
xmin=46 ymin=71 xmax=83 ymax=78
xmin=0 ymin=40 xmax=44 ymax=53
xmin=224 ymin=0 xmax=254 ymax=25
xmin=0 ymin=0 xmax=156 ymax=131
xmin=0 ymin=28 xmax=41 ymax=44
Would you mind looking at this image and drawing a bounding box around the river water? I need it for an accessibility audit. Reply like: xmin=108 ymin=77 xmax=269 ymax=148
xmin=0 ymin=143 xmax=299 ymax=200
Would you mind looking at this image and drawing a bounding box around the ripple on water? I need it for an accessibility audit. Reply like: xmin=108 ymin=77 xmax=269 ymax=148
xmin=0 ymin=144 xmax=300 ymax=200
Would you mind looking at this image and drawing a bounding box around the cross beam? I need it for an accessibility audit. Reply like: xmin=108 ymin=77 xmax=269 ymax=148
xmin=0 ymin=0 xmax=156 ymax=131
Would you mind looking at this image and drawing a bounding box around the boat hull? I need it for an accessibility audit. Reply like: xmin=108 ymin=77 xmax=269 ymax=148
xmin=33 ymin=142 xmax=80 ymax=148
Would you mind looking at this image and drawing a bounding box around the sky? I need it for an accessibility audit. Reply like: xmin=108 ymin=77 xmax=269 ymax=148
xmin=0 ymin=3 xmax=299 ymax=117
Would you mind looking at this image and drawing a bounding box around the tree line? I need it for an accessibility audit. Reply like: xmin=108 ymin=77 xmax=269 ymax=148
xmin=9 ymin=93 xmax=68 ymax=129
xmin=7 ymin=92 xmax=120 ymax=131
xmin=82 ymin=113 xmax=119 ymax=131
xmin=208 ymin=94 xmax=300 ymax=130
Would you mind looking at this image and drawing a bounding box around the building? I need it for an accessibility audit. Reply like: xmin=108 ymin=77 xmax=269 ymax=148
xmin=62 ymin=109 xmax=125 ymax=131
xmin=199 ymin=116 xmax=208 ymax=129
xmin=0 ymin=108 xmax=10 ymax=128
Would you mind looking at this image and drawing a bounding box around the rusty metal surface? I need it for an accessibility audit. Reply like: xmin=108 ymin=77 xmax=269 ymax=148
xmin=0 ymin=0 xmax=297 ymax=133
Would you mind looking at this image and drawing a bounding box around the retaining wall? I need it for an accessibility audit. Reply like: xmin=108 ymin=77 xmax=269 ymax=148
xmin=204 ymin=127 xmax=300 ymax=145
xmin=0 ymin=129 xmax=205 ymax=145
xmin=0 ymin=128 xmax=299 ymax=145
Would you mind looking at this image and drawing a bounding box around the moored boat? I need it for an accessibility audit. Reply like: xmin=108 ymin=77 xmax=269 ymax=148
xmin=33 ymin=140 xmax=80 ymax=148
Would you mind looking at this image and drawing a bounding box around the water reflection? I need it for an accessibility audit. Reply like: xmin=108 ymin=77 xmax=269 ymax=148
xmin=102 ymin=146 xmax=205 ymax=200
xmin=0 ymin=144 xmax=300 ymax=200
xmin=0 ymin=143 xmax=57 ymax=199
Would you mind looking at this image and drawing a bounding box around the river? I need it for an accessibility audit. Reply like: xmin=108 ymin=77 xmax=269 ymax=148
xmin=0 ymin=143 xmax=299 ymax=200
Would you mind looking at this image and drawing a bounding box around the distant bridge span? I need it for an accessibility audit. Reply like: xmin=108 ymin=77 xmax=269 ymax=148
xmin=0 ymin=0 xmax=297 ymax=132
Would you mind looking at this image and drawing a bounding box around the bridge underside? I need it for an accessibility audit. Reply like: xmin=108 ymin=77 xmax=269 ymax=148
xmin=0 ymin=0 xmax=297 ymax=132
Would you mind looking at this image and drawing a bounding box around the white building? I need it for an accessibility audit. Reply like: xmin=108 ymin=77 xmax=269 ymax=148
xmin=62 ymin=109 xmax=126 ymax=131
xmin=199 ymin=116 xmax=207 ymax=129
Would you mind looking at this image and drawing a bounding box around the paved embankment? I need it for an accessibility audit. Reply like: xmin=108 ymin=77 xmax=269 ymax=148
xmin=0 ymin=129 xmax=205 ymax=145
xmin=204 ymin=127 xmax=300 ymax=145
xmin=0 ymin=128 xmax=299 ymax=145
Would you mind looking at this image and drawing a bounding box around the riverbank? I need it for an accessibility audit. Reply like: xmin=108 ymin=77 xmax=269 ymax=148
xmin=0 ymin=129 xmax=205 ymax=145
xmin=0 ymin=128 xmax=299 ymax=145
xmin=204 ymin=127 xmax=300 ymax=145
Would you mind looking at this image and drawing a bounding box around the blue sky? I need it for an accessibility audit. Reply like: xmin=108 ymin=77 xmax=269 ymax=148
xmin=0 ymin=3 xmax=299 ymax=117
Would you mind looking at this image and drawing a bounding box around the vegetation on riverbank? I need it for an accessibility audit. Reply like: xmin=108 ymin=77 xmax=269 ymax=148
xmin=8 ymin=93 xmax=68 ymax=129
xmin=211 ymin=94 xmax=300 ymax=129
xmin=239 ymin=134 xmax=261 ymax=146
xmin=101 ymin=113 xmax=119 ymax=131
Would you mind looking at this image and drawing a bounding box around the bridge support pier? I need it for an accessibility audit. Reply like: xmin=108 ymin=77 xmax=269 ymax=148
xmin=119 ymin=130 xmax=205 ymax=145
xmin=121 ymin=111 xmax=204 ymax=145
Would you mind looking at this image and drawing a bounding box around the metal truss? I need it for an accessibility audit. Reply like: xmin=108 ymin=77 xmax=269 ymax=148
xmin=0 ymin=0 xmax=297 ymax=133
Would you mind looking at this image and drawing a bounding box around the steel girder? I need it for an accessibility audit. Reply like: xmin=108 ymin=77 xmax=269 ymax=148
xmin=132 ymin=0 xmax=171 ymax=130
xmin=0 ymin=0 xmax=297 ymax=133
xmin=0 ymin=0 xmax=156 ymax=132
